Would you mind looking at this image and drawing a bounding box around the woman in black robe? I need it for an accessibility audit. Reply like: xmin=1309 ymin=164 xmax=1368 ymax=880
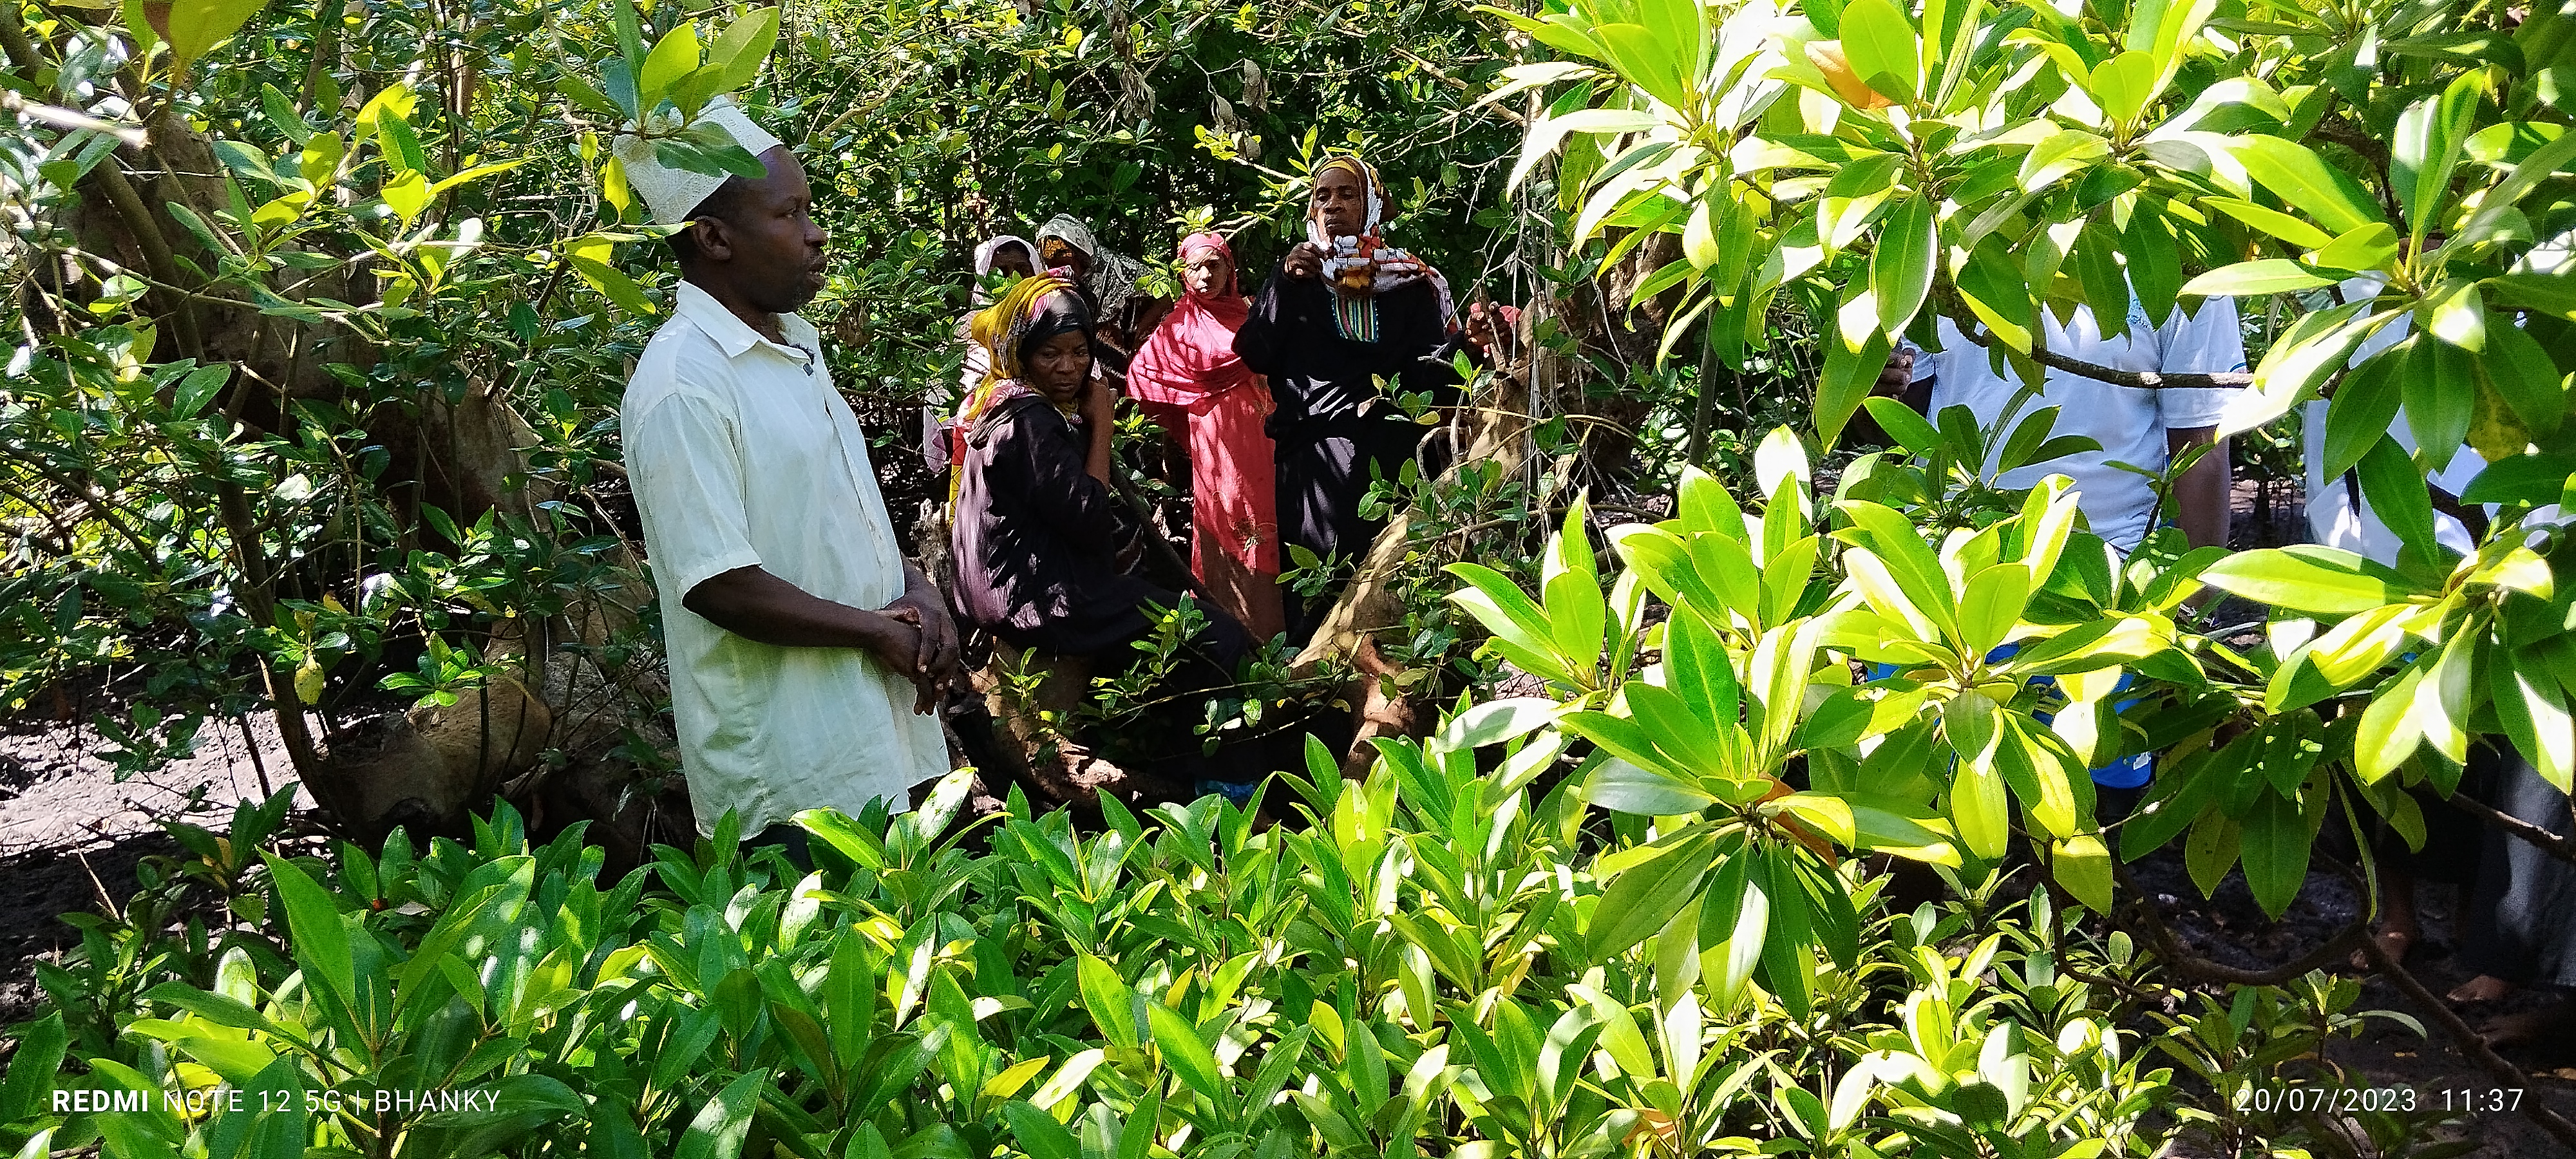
xmin=1234 ymin=156 xmax=1471 ymax=637
xmin=948 ymin=276 xmax=1252 ymax=796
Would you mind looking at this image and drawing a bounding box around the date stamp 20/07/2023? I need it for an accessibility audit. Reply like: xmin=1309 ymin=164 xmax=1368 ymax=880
xmin=2238 ymin=1085 xmax=2526 ymax=1115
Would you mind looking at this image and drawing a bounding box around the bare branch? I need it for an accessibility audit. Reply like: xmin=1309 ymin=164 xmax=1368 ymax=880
xmin=2450 ymin=790 xmax=2576 ymax=866
xmin=1944 ymin=313 xmax=2255 ymax=390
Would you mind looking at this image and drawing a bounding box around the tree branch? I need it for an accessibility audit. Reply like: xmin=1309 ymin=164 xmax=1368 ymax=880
xmin=2448 ymin=789 xmax=2576 ymax=866
xmin=1946 ymin=314 xmax=2254 ymax=390
xmin=2355 ymin=930 xmax=2576 ymax=1151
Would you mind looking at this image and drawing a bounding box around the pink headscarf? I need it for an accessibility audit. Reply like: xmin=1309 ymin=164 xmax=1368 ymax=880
xmin=1126 ymin=232 xmax=1258 ymax=412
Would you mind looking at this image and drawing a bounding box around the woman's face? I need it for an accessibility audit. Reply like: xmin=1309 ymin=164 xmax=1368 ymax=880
xmin=1040 ymin=238 xmax=1089 ymax=277
xmin=1182 ymin=245 xmax=1233 ymax=298
xmin=1027 ymin=330 xmax=1091 ymax=402
xmin=1311 ymin=165 xmax=1370 ymax=238
xmin=991 ymin=243 xmax=1036 ymax=279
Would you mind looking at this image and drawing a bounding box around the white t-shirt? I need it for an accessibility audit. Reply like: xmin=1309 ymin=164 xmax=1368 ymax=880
xmin=623 ymin=281 xmax=952 ymax=836
xmin=1909 ymin=297 xmax=2246 ymax=551
xmin=2302 ymin=275 xmax=2546 ymax=563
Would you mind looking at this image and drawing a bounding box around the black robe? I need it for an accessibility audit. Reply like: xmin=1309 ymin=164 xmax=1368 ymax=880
xmin=1232 ymin=270 xmax=1462 ymax=570
xmin=947 ymin=392 xmax=1173 ymax=657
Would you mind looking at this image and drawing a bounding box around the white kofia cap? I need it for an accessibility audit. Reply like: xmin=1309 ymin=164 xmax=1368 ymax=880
xmin=612 ymin=97 xmax=786 ymax=226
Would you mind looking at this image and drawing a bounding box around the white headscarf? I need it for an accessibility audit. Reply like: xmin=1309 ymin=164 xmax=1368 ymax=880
xmin=1305 ymin=156 xmax=1456 ymax=332
xmin=1034 ymin=215 xmax=1146 ymax=321
xmin=971 ymin=234 xmax=1036 ymax=305
xmin=611 ymin=97 xmax=785 ymax=225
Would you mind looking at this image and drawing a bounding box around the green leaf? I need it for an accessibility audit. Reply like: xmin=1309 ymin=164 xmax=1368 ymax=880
xmin=2239 ymin=793 xmax=2312 ymax=918
xmin=1873 ymin=194 xmax=1935 ymax=335
xmin=2461 ymin=453 xmax=2576 ymax=504
xmin=2175 ymin=807 xmax=2239 ymax=897
xmin=165 ymin=0 xmax=277 ymax=71
xmin=2088 ymin=50 xmax=2157 ymax=126
xmin=2357 ymin=435 xmax=2439 ymax=563
xmin=2479 ymin=323 xmax=2566 ymax=439
xmin=1951 ymin=758 xmax=2010 ymax=861
xmin=1837 ymin=0 xmax=1920 ymax=101
xmin=2180 ymin=259 xmax=2345 ymax=297
xmin=1957 ymin=563 xmax=2032 ymax=657
xmin=0 ymin=1013 xmax=65 ymax=1124
xmin=2198 ymin=545 xmax=2417 ymax=614
xmin=381 ymin=169 xmax=431 ymax=223
xmin=2322 ymin=348 xmax=2405 ymax=478
xmin=1076 ymin=954 xmax=1139 ymax=1050
xmin=1862 ymin=396 xmax=1940 ymax=456
xmin=2125 ymin=209 xmax=2182 ymax=328
xmin=259 ymin=83 xmax=313 ymax=146
xmin=2424 ymin=280 xmax=2487 ymax=352
xmin=558 ymin=73 xmax=624 ymax=118
xmin=2050 ymin=834 xmax=2114 ymax=912
xmin=2402 ymin=336 xmax=2477 ymax=473
xmin=260 ymin=853 xmax=354 ymax=1006
xmin=708 ymin=6 xmax=782 ymax=93
xmin=1002 ymin=1102 xmax=1081 ymax=1159
xmin=1435 ymin=698 xmax=1562 ymax=751
xmin=2020 ymin=129 xmax=2112 ymax=191
xmin=2486 ymin=272 xmax=2576 ymax=324
xmin=1817 ymin=331 xmax=1892 ymax=450
xmin=172 ymin=363 xmax=231 ymax=417
xmin=2450 ymin=126 xmax=2576 ymax=256
xmin=1665 ymin=608 xmax=1743 ymax=729
xmin=611 ymin=0 xmax=645 ymax=67
xmin=1544 ymin=497 xmax=1607 ymax=672
xmin=1147 ymin=1003 xmax=1224 ymax=1106
xmin=675 ymin=1069 xmax=768 ymax=1159
xmin=1591 ymin=832 xmax=1718 ymax=958
xmin=1582 ymin=755 xmax=1716 ymax=815
xmin=2492 ymin=648 xmax=2575 ymax=793
xmin=2203 ymin=197 xmax=2336 ymax=250
xmin=567 ymin=255 xmax=659 ymax=317
xmin=2310 ymin=223 xmax=2398 ymax=273
xmin=2392 ymin=72 xmax=2487 ymax=250
xmin=2230 ymin=135 xmax=2387 ymax=236
xmin=639 ymin=21 xmax=704 ymax=110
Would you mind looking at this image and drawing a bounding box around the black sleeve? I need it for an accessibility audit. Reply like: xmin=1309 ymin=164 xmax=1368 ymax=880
xmin=1387 ymin=283 xmax=1467 ymax=409
xmin=987 ymin=404 xmax=1118 ymax=542
xmin=1233 ymin=267 xmax=1292 ymax=376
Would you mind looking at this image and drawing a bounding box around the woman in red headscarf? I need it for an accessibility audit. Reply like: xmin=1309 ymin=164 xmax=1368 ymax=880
xmin=1126 ymin=232 xmax=1285 ymax=641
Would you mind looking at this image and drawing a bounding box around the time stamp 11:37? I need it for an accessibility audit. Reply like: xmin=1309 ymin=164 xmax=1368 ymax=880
xmin=2238 ymin=1086 xmax=2525 ymax=1114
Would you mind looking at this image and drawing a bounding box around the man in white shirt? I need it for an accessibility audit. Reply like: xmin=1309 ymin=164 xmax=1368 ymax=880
xmin=616 ymin=100 xmax=961 ymax=844
xmin=1887 ymin=294 xmax=2246 ymax=802
xmin=1905 ymin=296 xmax=2246 ymax=555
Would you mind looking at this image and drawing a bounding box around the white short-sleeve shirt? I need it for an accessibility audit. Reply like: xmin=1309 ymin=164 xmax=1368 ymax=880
xmin=1910 ymin=296 xmax=2247 ymax=552
xmin=622 ymin=281 xmax=951 ymax=835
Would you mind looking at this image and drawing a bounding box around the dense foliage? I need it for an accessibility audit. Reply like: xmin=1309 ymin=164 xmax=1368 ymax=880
xmin=8 ymin=0 xmax=2576 ymax=1151
xmin=0 ymin=768 xmax=2443 ymax=1158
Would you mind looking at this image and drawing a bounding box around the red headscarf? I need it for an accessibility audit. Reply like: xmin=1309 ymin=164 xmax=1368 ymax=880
xmin=1126 ymin=232 xmax=1258 ymax=412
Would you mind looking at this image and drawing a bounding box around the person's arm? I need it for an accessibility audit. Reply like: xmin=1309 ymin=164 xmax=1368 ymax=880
xmin=627 ymin=390 xmax=938 ymax=710
xmin=1233 ymin=266 xmax=1293 ymax=376
xmin=1079 ymin=377 xmax=1115 ymax=485
xmin=2157 ymin=297 xmax=2247 ymax=554
xmin=682 ymin=569 xmax=940 ymax=713
xmin=2169 ymin=425 xmax=2231 ymax=552
xmin=881 ymin=561 xmax=962 ymax=693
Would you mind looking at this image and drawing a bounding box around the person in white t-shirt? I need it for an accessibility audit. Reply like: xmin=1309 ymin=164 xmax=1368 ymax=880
xmin=1902 ymin=295 xmax=2247 ymax=555
xmin=1880 ymin=294 xmax=2247 ymax=804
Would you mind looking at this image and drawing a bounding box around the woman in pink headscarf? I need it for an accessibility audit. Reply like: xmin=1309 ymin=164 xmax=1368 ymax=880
xmin=1126 ymin=232 xmax=1285 ymax=641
